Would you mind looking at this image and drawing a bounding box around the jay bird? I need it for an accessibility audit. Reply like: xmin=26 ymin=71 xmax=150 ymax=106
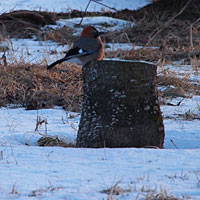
xmin=47 ymin=26 xmax=104 ymax=69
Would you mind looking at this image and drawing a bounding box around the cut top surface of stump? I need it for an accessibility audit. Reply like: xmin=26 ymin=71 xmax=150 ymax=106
xmin=83 ymin=60 xmax=157 ymax=98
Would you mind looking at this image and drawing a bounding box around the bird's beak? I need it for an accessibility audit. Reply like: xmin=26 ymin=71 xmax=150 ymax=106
xmin=99 ymin=32 xmax=105 ymax=36
xmin=95 ymin=31 xmax=105 ymax=38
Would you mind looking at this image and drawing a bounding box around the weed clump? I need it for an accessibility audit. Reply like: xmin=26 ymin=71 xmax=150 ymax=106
xmin=0 ymin=63 xmax=82 ymax=111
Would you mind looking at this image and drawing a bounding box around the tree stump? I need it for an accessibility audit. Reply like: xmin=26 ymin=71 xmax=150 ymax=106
xmin=76 ymin=60 xmax=165 ymax=148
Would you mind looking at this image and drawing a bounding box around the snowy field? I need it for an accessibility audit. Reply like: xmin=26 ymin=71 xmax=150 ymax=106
xmin=0 ymin=103 xmax=200 ymax=199
xmin=0 ymin=104 xmax=200 ymax=199
xmin=0 ymin=0 xmax=200 ymax=199
xmin=0 ymin=0 xmax=150 ymax=13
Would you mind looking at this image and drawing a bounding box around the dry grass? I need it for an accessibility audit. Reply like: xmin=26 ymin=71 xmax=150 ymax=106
xmin=100 ymin=181 xmax=132 ymax=200
xmin=157 ymin=75 xmax=199 ymax=98
xmin=37 ymin=135 xmax=76 ymax=147
xmin=0 ymin=63 xmax=82 ymax=111
xmin=0 ymin=49 xmax=199 ymax=111
xmin=105 ymin=45 xmax=200 ymax=65
xmin=101 ymin=181 xmax=181 ymax=200
xmin=29 ymin=185 xmax=64 ymax=197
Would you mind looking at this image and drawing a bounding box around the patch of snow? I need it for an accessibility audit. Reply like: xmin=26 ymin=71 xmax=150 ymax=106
xmin=106 ymin=43 xmax=159 ymax=51
xmin=0 ymin=107 xmax=79 ymax=146
xmin=106 ymin=43 xmax=134 ymax=51
xmin=54 ymin=16 xmax=134 ymax=36
xmin=0 ymin=39 xmax=10 ymax=52
xmin=0 ymin=39 xmax=69 ymax=65
xmin=0 ymin=0 xmax=151 ymax=14
xmin=158 ymin=64 xmax=200 ymax=86
xmin=162 ymin=96 xmax=200 ymax=149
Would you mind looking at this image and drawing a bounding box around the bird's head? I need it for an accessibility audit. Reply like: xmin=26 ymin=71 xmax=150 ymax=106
xmin=81 ymin=26 xmax=104 ymax=38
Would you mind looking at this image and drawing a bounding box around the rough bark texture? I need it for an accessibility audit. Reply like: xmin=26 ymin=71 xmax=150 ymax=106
xmin=76 ymin=60 xmax=165 ymax=148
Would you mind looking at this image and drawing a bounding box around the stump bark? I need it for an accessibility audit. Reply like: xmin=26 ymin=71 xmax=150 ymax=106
xmin=76 ymin=60 xmax=165 ymax=148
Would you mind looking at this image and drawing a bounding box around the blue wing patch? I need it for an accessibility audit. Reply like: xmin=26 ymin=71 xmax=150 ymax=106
xmin=65 ymin=47 xmax=94 ymax=58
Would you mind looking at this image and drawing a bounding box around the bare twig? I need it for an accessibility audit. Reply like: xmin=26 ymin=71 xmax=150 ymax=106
xmin=92 ymin=0 xmax=118 ymax=11
xmin=0 ymin=151 xmax=3 ymax=161
xmin=166 ymin=98 xmax=184 ymax=106
xmin=170 ymin=139 xmax=178 ymax=149
xmin=79 ymin=0 xmax=118 ymax=25
xmin=190 ymin=25 xmax=193 ymax=49
xmin=78 ymin=0 xmax=92 ymax=26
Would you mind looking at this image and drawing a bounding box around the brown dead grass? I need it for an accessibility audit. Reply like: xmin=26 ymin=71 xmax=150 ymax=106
xmin=0 ymin=49 xmax=199 ymax=110
xmin=101 ymin=181 xmax=180 ymax=200
xmin=106 ymin=45 xmax=200 ymax=65
xmin=157 ymin=75 xmax=200 ymax=97
xmin=37 ymin=135 xmax=75 ymax=147
xmin=0 ymin=63 xmax=82 ymax=111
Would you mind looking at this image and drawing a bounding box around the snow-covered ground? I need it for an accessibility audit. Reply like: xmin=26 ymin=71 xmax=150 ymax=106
xmin=2 ymin=38 xmax=70 ymax=64
xmin=0 ymin=0 xmax=150 ymax=14
xmin=0 ymin=0 xmax=200 ymax=199
xmin=0 ymin=102 xmax=200 ymax=199
xmin=55 ymin=16 xmax=134 ymax=35
xmin=0 ymin=144 xmax=200 ymax=200
xmin=0 ymin=95 xmax=200 ymax=199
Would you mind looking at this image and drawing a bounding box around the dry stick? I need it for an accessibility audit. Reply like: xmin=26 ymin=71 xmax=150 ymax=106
xmin=92 ymin=0 xmax=118 ymax=11
xmin=0 ymin=151 xmax=3 ymax=161
xmin=109 ymin=180 xmax=121 ymax=198
xmin=2 ymin=52 xmax=7 ymax=66
xmin=147 ymin=0 xmax=192 ymax=45
xmin=167 ymin=98 xmax=184 ymax=107
xmin=189 ymin=24 xmax=194 ymax=64
xmin=10 ymin=144 xmax=18 ymax=165
xmin=190 ymin=25 xmax=193 ymax=49
xmin=190 ymin=17 xmax=200 ymax=28
xmin=0 ymin=22 xmax=8 ymax=36
xmin=79 ymin=0 xmax=118 ymax=25
xmin=78 ymin=0 xmax=92 ymax=26
xmin=170 ymin=139 xmax=178 ymax=149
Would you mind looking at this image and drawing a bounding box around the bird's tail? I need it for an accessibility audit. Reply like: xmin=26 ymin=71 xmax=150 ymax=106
xmin=47 ymin=57 xmax=68 ymax=70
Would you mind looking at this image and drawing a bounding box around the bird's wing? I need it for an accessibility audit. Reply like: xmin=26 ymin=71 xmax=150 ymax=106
xmin=47 ymin=48 xmax=94 ymax=70
xmin=47 ymin=37 xmax=102 ymax=69
xmin=67 ymin=37 xmax=101 ymax=56
xmin=64 ymin=46 xmax=93 ymax=59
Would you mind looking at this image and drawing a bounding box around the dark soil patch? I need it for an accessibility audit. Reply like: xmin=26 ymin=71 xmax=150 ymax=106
xmin=0 ymin=10 xmax=56 ymax=38
xmin=124 ymin=0 xmax=200 ymax=47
